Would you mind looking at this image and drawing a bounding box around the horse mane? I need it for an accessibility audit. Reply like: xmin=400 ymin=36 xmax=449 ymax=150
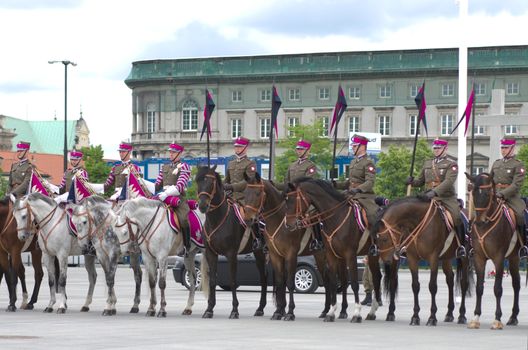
xmin=474 ymin=172 xmax=493 ymax=187
xmin=371 ymin=195 xmax=430 ymax=236
xmin=294 ymin=177 xmax=346 ymax=202
xmin=28 ymin=192 xmax=57 ymax=207
xmin=123 ymin=197 xmax=162 ymax=215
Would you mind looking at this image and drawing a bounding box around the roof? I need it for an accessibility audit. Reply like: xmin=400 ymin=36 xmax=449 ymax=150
xmin=125 ymin=45 xmax=528 ymax=86
xmin=0 ymin=151 xmax=64 ymax=183
xmin=2 ymin=116 xmax=78 ymax=154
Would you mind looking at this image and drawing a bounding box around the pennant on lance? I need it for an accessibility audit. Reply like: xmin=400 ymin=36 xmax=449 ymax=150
xmin=270 ymin=85 xmax=282 ymax=138
xmin=414 ymin=82 xmax=428 ymax=135
xmin=200 ymin=89 xmax=216 ymax=141
xmin=330 ymin=86 xmax=347 ymax=135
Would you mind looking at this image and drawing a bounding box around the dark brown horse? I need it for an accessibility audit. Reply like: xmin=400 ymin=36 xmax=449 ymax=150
xmin=0 ymin=198 xmax=44 ymax=311
xmin=243 ymin=173 xmax=350 ymax=320
xmin=195 ymin=166 xmax=268 ymax=319
xmin=371 ymin=196 xmax=470 ymax=326
xmin=284 ymin=178 xmax=375 ymax=322
xmin=466 ymin=173 xmax=522 ymax=329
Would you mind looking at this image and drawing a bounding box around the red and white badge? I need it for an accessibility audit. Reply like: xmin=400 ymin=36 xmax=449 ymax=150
xmin=520 ymin=167 xmax=525 ymax=174
xmin=452 ymin=165 xmax=458 ymax=171
xmin=307 ymin=167 xmax=315 ymax=174
xmin=250 ymin=166 xmax=256 ymax=172
xmin=367 ymin=166 xmax=375 ymax=173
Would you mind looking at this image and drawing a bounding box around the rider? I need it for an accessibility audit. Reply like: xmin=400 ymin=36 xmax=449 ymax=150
xmin=489 ymin=138 xmax=527 ymax=259
xmin=155 ymin=142 xmax=191 ymax=256
xmin=58 ymin=150 xmax=89 ymax=203
xmin=406 ymin=138 xmax=466 ymax=258
xmin=7 ymin=141 xmax=35 ymax=199
xmin=104 ymin=142 xmax=142 ymax=201
xmin=223 ymin=136 xmax=262 ymax=250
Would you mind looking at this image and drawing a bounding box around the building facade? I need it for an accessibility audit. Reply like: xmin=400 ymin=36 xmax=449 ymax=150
xmin=125 ymin=46 xmax=528 ymax=176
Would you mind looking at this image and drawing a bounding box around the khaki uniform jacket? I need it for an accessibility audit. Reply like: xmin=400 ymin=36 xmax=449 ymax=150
xmin=411 ymin=157 xmax=461 ymax=226
xmin=7 ymin=159 xmax=34 ymax=198
xmin=60 ymin=167 xmax=88 ymax=195
xmin=276 ymin=158 xmax=317 ymax=191
xmin=155 ymin=162 xmax=190 ymax=226
xmin=224 ymin=156 xmax=256 ymax=201
xmin=490 ymin=157 xmax=526 ymax=224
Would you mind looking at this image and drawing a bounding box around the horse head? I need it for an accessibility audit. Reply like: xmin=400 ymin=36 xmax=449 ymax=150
xmin=242 ymin=172 xmax=265 ymax=225
xmin=12 ymin=193 xmax=56 ymax=241
xmin=470 ymin=173 xmax=495 ymax=223
xmin=284 ymin=181 xmax=311 ymax=231
xmin=195 ymin=165 xmax=222 ymax=213
xmin=113 ymin=201 xmax=136 ymax=255
xmin=70 ymin=201 xmax=92 ymax=251
xmin=13 ymin=196 xmax=32 ymax=241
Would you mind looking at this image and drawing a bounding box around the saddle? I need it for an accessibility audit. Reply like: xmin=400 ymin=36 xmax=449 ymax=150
xmin=345 ymin=197 xmax=368 ymax=232
xmin=166 ymin=200 xmax=205 ymax=248
xmin=65 ymin=207 xmax=78 ymax=238
xmin=226 ymin=197 xmax=248 ymax=229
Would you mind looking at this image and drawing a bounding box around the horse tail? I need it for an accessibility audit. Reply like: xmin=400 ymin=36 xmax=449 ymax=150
xmin=200 ymin=253 xmax=210 ymax=299
xmin=382 ymin=261 xmax=398 ymax=300
xmin=456 ymin=257 xmax=475 ymax=297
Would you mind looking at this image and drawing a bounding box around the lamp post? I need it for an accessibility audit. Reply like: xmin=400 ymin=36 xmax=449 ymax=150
xmin=49 ymin=60 xmax=77 ymax=172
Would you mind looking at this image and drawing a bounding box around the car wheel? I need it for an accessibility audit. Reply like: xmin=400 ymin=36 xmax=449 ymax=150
xmin=295 ymin=265 xmax=318 ymax=293
xmin=182 ymin=265 xmax=201 ymax=290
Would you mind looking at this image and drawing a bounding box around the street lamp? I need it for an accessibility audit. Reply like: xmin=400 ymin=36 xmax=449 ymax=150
xmin=49 ymin=60 xmax=77 ymax=172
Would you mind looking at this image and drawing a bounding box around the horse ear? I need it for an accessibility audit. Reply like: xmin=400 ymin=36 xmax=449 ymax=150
xmin=255 ymin=172 xmax=261 ymax=182
xmin=287 ymin=182 xmax=296 ymax=191
xmin=212 ymin=164 xmax=217 ymax=171
xmin=464 ymin=171 xmax=475 ymax=183
xmin=9 ymin=194 xmax=16 ymax=203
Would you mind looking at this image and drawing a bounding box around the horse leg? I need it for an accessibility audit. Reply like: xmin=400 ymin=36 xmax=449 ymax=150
xmin=323 ymin=257 xmax=339 ymax=322
xmin=0 ymin=252 xmax=17 ymax=311
xmin=490 ymin=257 xmax=505 ymax=330
xmin=269 ymin=252 xmax=286 ymax=320
xmin=80 ymin=254 xmax=97 ymax=312
xmin=506 ymin=255 xmax=520 ymax=326
xmin=366 ymin=256 xmax=382 ymax=321
xmin=441 ymin=259 xmax=455 ymax=322
xmin=182 ymin=247 xmax=197 ymax=316
xmin=202 ymin=249 xmax=217 ymax=319
xmin=408 ymin=258 xmax=421 ymax=326
xmin=56 ymin=255 xmax=69 ymax=313
xmin=143 ymin=254 xmax=158 ymax=317
xmin=253 ymin=248 xmax=268 ymax=317
xmin=100 ymin=256 xmax=117 ymax=316
xmin=284 ymin=253 xmax=298 ymax=321
xmin=468 ymin=255 xmax=486 ymax=329
xmin=227 ymin=252 xmax=239 ymax=319
xmin=314 ymin=251 xmax=330 ymax=318
xmin=12 ymin=252 xmax=29 ymax=310
xmin=426 ymin=258 xmax=439 ymax=326
xmin=129 ymin=251 xmax=142 ymax=313
xmin=27 ymin=247 xmax=44 ymax=309
xmin=338 ymin=262 xmax=349 ymax=319
xmin=385 ymin=260 xmax=399 ymax=322
xmin=42 ymin=253 xmax=56 ymax=313
xmin=157 ymin=256 xmax=168 ymax=318
xmin=456 ymin=257 xmax=469 ymax=324
xmin=348 ymin=255 xmax=362 ymax=323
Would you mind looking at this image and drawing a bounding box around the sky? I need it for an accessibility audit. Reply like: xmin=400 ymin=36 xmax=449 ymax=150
xmin=0 ymin=0 xmax=527 ymax=159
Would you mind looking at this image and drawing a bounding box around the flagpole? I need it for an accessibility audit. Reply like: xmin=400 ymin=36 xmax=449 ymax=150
xmin=331 ymin=125 xmax=338 ymax=180
xmin=468 ymin=85 xmax=476 ymax=219
xmin=407 ymin=121 xmax=421 ymax=196
xmin=268 ymin=126 xmax=274 ymax=180
xmin=207 ymin=125 xmax=211 ymax=167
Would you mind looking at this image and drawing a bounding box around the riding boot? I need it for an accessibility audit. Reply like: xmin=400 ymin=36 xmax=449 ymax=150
xmin=360 ymin=292 xmax=372 ymax=306
xmin=455 ymin=223 xmax=466 ymax=258
xmin=518 ymin=224 xmax=528 ymax=259
xmin=368 ymin=231 xmax=379 ymax=256
xmin=252 ymin=222 xmax=264 ymax=250
xmin=309 ymin=222 xmax=324 ymax=251
xmin=182 ymin=226 xmax=191 ymax=257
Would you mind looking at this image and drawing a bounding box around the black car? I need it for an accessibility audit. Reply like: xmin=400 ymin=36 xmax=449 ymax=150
xmin=171 ymin=254 xmax=364 ymax=294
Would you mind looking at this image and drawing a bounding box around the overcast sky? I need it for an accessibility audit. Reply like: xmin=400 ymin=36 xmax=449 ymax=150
xmin=0 ymin=0 xmax=527 ymax=159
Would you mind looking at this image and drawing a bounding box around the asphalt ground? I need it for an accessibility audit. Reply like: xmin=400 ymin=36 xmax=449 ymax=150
xmin=0 ymin=265 xmax=527 ymax=350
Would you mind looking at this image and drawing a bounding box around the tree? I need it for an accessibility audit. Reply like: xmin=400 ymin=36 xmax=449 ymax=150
xmin=80 ymin=145 xmax=111 ymax=183
xmin=374 ymin=139 xmax=433 ymax=199
xmin=516 ymin=143 xmax=528 ymax=197
xmin=274 ymin=120 xmax=333 ymax=182
xmin=0 ymin=175 xmax=8 ymax=197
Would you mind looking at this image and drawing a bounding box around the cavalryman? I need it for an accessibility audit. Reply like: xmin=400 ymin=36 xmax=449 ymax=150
xmin=406 ymin=138 xmax=466 ymax=258
xmin=155 ymin=142 xmax=191 ymax=255
xmin=489 ymin=138 xmax=527 ymax=258
xmin=104 ymin=142 xmax=142 ymax=201
xmin=7 ymin=141 xmax=35 ymax=198
xmin=223 ymin=136 xmax=262 ymax=249
xmin=58 ymin=150 xmax=89 ymax=203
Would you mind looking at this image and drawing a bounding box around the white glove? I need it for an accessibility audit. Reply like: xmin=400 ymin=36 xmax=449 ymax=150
xmin=110 ymin=187 xmax=122 ymax=201
xmin=165 ymin=185 xmax=180 ymax=196
xmin=158 ymin=192 xmax=168 ymax=201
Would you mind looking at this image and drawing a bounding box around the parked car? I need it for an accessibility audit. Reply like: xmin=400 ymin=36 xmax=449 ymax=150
xmin=171 ymin=254 xmax=364 ymax=294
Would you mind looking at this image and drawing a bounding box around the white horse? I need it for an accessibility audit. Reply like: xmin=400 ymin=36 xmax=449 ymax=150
xmin=114 ymin=197 xmax=207 ymax=317
xmin=70 ymin=196 xmax=143 ymax=315
xmin=13 ymin=192 xmax=97 ymax=313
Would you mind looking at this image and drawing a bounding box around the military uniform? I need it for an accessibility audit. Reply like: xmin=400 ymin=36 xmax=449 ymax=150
xmin=155 ymin=161 xmax=191 ymax=230
xmin=344 ymin=155 xmax=379 ymax=227
xmin=489 ymin=157 xmax=526 ymax=225
xmin=7 ymin=159 xmax=34 ymax=198
xmin=59 ymin=167 xmax=89 ymax=195
xmin=224 ymin=156 xmax=256 ymax=202
xmin=285 ymin=158 xmax=317 ymax=183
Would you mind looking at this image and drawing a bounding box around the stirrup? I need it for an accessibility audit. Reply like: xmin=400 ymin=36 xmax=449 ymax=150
xmin=309 ymin=239 xmax=323 ymax=251
xmin=252 ymin=238 xmax=263 ymax=250
xmin=368 ymin=244 xmax=379 ymax=256
xmin=519 ymin=246 xmax=528 ymax=259
xmin=455 ymin=246 xmax=466 ymax=258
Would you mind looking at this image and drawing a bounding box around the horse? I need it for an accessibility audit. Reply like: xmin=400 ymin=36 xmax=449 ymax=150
xmin=465 ymin=173 xmax=523 ymax=329
xmin=114 ymin=197 xmax=204 ymax=317
xmin=70 ymin=195 xmax=143 ymax=315
xmin=283 ymin=177 xmax=373 ymax=322
xmin=13 ymin=192 xmax=98 ymax=313
xmin=243 ymin=172 xmax=350 ymax=321
xmin=0 ymin=197 xmax=44 ymax=311
xmin=195 ymin=165 xmax=268 ymax=319
xmin=370 ymin=196 xmax=471 ymax=326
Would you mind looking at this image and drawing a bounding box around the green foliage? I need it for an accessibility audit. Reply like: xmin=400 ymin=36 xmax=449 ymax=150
xmin=0 ymin=175 xmax=8 ymax=197
xmin=274 ymin=120 xmax=333 ymax=182
xmin=374 ymin=138 xmax=433 ymax=199
xmin=80 ymin=145 xmax=111 ymax=183
xmin=186 ymin=166 xmax=199 ymax=199
xmin=516 ymin=143 xmax=528 ymax=197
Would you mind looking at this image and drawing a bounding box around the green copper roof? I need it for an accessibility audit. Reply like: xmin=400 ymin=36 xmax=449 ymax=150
xmin=125 ymin=46 xmax=528 ymax=87
xmin=4 ymin=116 xmax=78 ymax=154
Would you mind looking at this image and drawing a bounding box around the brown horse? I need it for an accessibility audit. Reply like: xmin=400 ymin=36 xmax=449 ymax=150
xmin=371 ymin=196 xmax=470 ymax=326
xmin=0 ymin=197 xmax=44 ymax=311
xmin=243 ymin=172 xmax=350 ymax=320
xmin=195 ymin=166 xmax=268 ymax=319
xmin=284 ymin=177 xmax=376 ymax=322
xmin=466 ymin=173 xmax=522 ymax=329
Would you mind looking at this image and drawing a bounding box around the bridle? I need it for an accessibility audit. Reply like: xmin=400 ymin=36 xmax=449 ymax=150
xmin=197 ymin=174 xmax=226 ymax=213
xmin=71 ymin=206 xmax=112 ymax=257
xmin=472 ymin=180 xmax=499 ymax=222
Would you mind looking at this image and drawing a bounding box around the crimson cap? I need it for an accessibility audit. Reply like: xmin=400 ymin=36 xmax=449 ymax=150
xmin=296 ymin=140 xmax=311 ymax=150
xmin=233 ymin=137 xmax=250 ymax=147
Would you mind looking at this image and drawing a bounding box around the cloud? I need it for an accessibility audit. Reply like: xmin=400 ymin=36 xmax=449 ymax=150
xmin=470 ymin=0 xmax=528 ymax=15
xmin=0 ymin=0 xmax=81 ymax=9
xmin=0 ymin=81 xmax=51 ymax=93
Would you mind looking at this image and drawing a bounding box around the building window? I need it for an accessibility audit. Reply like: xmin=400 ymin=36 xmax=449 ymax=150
xmin=349 ymin=87 xmax=361 ymax=99
xmin=473 ymin=125 xmax=485 ymax=135
xmin=441 ymin=113 xmax=454 ymax=135
xmin=506 ymin=82 xmax=519 ymax=95
xmin=475 ymin=83 xmax=486 ymax=96
xmin=505 ymin=109 xmax=519 ymax=116
xmin=260 ymin=118 xmax=271 ymax=139
xmin=409 ymin=84 xmax=419 ymax=98
xmin=146 ymin=103 xmax=156 ymax=138
xmin=231 ymin=119 xmax=242 ymax=139
xmin=378 ymin=115 xmax=391 ymax=135
xmin=319 ymin=116 xmax=329 ymax=137
xmin=379 ymin=85 xmax=392 ymax=98
xmin=182 ymin=100 xmax=198 ymax=131
xmin=260 ymin=89 xmax=271 ymax=102
xmin=287 ymin=117 xmax=299 ymax=137
xmin=232 ymin=90 xmax=243 ymax=102
xmin=474 ymin=166 xmax=485 ymax=175
xmin=318 ymin=87 xmax=330 ymax=100
xmin=349 ymin=115 xmax=360 ymax=133
xmin=409 ymin=114 xmax=421 ymax=136
xmin=289 ymin=88 xmax=300 ymax=101
xmin=442 ymin=83 xmax=455 ymax=97
xmin=504 ymin=125 xmax=519 ymax=135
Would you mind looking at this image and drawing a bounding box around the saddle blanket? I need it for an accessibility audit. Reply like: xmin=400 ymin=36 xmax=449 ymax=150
xmin=65 ymin=207 xmax=78 ymax=237
xmin=167 ymin=200 xmax=204 ymax=248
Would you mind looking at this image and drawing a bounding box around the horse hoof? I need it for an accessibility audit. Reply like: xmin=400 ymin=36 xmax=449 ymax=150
xmin=202 ymin=311 xmax=214 ymax=319
xmin=426 ymin=318 xmax=437 ymax=326
xmin=457 ymin=316 xmax=467 ymax=325
xmin=130 ymin=307 xmax=139 ymax=314
xmin=366 ymin=314 xmax=376 ymax=321
xmin=444 ymin=315 xmax=454 ymax=323
xmin=80 ymin=306 xmax=90 ymax=312
xmin=467 ymin=320 xmax=480 ymax=329
xmin=506 ymin=317 xmax=518 ymax=326
xmin=409 ymin=316 xmax=420 ymax=326
xmin=57 ymin=308 xmax=66 ymax=314
xmin=182 ymin=309 xmax=192 ymax=316
xmin=254 ymin=310 xmax=264 ymax=317
xmin=283 ymin=313 xmax=295 ymax=321
xmin=229 ymin=311 xmax=239 ymax=319
xmin=271 ymin=312 xmax=283 ymax=320
xmin=490 ymin=320 xmax=503 ymax=330
xmin=350 ymin=315 xmax=362 ymax=323
xmin=386 ymin=314 xmax=395 ymax=322
xmin=102 ymin=309 xmax=113 ymax=316
xmin=318 ymin=312 xmax=327 ymax=319
xmin=146 ymin=310 xmax=156 ymax=317
xmin=6 ymin=305 xmax=16 ymax=312
xmin=44 ymin=307 xmax=53 ymax=313
xmin=338 ymin=312 xmax=348 ymax=319
xmin=157 ymin=311 xmax=167 ymax=318
xmin=111 ymin=309 xmax=116 ymax=315
xmin=324 ymin=315 xmax=335 ymax=322
xmin=22 ymin=304 xmax=34 ymax=310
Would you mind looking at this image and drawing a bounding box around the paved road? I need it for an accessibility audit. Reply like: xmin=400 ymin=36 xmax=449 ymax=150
xmin=0 ymin=265 xmax=527 ymax=349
